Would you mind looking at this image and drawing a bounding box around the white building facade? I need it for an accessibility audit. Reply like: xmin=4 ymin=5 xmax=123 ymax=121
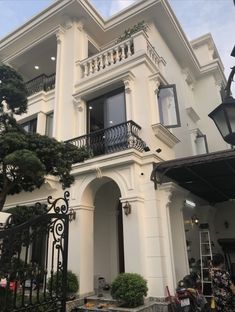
xmin=0 ymin=0 xmax=230 ymax=299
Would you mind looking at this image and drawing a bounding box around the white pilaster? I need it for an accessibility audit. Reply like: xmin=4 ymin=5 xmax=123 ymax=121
xmin=73 ymin=97 xmax=86 ymax=136
xmin=123 ymin=76 xmax=134 ymax=120
xmin=53 ymin=27 xmax=65 ymax=140
xmin=158 ymin=183 xmax=189 ymax=292
xmin=77 ymin=204 xmax=94 ymax=296
xmin=37 ymin=112 xmax=46 ymax=135
xmin=120 ymin=197 xmax=146 ymax=276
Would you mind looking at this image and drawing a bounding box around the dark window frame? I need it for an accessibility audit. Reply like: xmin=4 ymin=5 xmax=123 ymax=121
xmin=157 ymin=84 xmax=181 ymax=128
xmin=196 ymin=134 xmax=209 ymax=154
xmin=45 ymin=112 xmax=54 ymax=137
xmin=86 ymin=87 xmax=126 ymax=133
xmin=21 ymin=118 xmax=37 ymax=134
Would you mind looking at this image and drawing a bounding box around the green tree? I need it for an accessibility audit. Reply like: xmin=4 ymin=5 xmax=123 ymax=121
xmin=0 ymin=65 xmax=88 ymax=211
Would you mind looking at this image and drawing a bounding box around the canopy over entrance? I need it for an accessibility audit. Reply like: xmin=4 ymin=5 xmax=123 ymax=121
xmin=151 ymin=149 xmax=235 ymax=204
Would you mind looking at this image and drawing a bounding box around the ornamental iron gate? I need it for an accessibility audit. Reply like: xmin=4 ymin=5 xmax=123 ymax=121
xmin=0 ymin=192 xmax=70 ymax=312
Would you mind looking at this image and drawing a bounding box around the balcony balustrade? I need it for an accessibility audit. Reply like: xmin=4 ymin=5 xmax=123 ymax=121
xmin=66 ymin=120 xmax=147 ymax=158
xmin=26 ymin=73 xmax=56 ymax=96
xmin=80 ymin=31 xmax=165 ymax=78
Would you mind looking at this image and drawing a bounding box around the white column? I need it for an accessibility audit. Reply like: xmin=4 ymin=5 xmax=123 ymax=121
xmin=53 ymin=27 xmax=65 ymax=140
xmin=77 ymin=204 xmax=94 ymax=296
xmin=121 ymin=197 xmax=146 ymax=276
xmin=37 ymin=112 xmax=46 ymax=135
xmin=73 ymin=97 xmax=86 ymax=137
xmin=123 ymin=77 xmax=134 ymax=121
xmin=158 ymin=183 xmax=189 ymax=293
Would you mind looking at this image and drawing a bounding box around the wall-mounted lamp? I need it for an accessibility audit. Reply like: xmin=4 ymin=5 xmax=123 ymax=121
xmin=69 ymin=208 xmax=76 ymax=222
xmin=191 ymin=215 xmax=199 ymax=225
xmin=123 ymin=201 xmax=131 ymax=216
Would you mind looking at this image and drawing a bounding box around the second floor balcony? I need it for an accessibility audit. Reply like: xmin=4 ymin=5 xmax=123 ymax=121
xmin=66 ymin=120 xmax=148 ymax=158
xmin=79 ymin=30 xmax=166 ymax=80
xmin=26 ymin=73 xmax=56 ymax=97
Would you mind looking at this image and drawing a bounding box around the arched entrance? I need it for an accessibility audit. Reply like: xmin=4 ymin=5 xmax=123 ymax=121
xmin=93 ymin=178 xmax=124 ymax=284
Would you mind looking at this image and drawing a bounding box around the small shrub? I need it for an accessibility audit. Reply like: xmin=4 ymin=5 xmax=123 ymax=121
xmin=47 ymin=270 xmax=79 ymax=296
xmin=111 ymin=273 xmax=148 ymax=308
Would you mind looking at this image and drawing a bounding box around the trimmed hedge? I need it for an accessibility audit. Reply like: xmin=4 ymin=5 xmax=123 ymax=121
xmin=111 ymin=273 xmax=148 ymax=308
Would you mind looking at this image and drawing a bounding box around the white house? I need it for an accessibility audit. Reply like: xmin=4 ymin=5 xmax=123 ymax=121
xmin=1 ymin=0 xmax=233 ymax=300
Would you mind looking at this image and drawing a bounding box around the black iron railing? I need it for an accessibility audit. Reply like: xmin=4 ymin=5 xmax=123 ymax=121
xmin=66 ymin=120 xmax=147 ymax=157
xmin=26 ymin=73 xmax=56 ymax=96
xmin=0 ymin=192 xmax=69 ymax=312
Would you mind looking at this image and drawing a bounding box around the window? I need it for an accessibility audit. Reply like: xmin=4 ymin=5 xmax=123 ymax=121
xmin=87 ymin=88 xmax=126 ymax=132
xmin=157 ymin=84 xmax=180 ymax=128
xmin=45 ymin=112 xmax=54 ymax=137
xmin=87 ymin=88 xmax=126 ymax=155
xmin=21 ymin=118 xmax=37 ymax=133
xmin=195 ymin=134 xmax=208 ymax=154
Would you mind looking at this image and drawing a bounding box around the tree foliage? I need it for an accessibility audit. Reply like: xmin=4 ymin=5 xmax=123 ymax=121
xmin=0 ymin=65 xmax=88 ymax=211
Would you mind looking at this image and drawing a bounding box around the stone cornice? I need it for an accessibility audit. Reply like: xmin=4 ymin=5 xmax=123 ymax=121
xmin=186 ymin=107 xmax=200 ymax=123
xmin=151 ymin=123 xmax=180 ymax=148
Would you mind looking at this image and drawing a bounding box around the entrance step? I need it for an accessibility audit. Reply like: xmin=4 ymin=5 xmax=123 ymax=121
xmin=68 ymin=297 xmax=170 ymax=312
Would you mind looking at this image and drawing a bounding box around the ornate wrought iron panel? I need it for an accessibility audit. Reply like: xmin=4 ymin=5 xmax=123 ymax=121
xmin=26 ymin=73 xmax=56 ymax=96
xmin=0 ymin=192 xmax=70 ymax=312
xmin=66 ymin=120 xmax=147 ymax=157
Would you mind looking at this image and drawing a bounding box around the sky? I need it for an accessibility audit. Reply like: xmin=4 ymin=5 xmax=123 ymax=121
xmin=0 ymin=0 xmax=234 ymax=93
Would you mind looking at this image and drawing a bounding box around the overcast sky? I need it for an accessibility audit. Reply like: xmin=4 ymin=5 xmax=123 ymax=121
xmin=0 ymin=0 xmax=234 ymax=92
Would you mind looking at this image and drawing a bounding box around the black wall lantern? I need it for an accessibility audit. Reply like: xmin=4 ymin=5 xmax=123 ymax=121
xmin=209 ymin=47 xmax=235 ymax=145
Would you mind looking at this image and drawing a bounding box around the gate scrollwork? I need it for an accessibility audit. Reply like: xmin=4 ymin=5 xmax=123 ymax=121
xmin=0 ymin=192 xmax=70 ymax=312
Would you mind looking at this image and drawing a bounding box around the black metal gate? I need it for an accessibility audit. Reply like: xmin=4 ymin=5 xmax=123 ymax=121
xmin=0 ymin=192 xmax=70 ymax=312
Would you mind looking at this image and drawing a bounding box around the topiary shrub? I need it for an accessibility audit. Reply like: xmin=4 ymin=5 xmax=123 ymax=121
xmin=111 ymin=273 xmax=148 ymax=308
xmin=47 ymin=270 xmax=79 ymax=299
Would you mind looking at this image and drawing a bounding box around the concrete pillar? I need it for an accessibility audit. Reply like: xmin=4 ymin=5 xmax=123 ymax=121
xmin=120 ymin=196 xmax=146 ymax=276
xmin=123 ymin=76 xmax=135 ymax=120
xmin=37 ymin=112 xmax=46 ymax=135
xmin=77 ymin=204 xmax=94 ymax=296
xmin=158 ymin=183 xmax=189 ymax=292
xmin=53 ymin=27 xmax=65 ymax=140
xmin=73 ymin=97 xmax=86 ymax=137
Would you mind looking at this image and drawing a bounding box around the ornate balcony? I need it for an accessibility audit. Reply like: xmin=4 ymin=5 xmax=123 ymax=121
xmin=79 ymin=31 xmax=166 ymax=79
xmin=26 ymin=73 xmax=56 ymax=96
xmin=66 ymin=120 xmax=148 ymax=157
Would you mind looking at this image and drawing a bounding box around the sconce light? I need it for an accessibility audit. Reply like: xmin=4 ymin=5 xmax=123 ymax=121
xmin=123 ymin=201 xmax=131 ymax=216
xmin=69 ymin=208 xmax=76 ymax=222
xmin=191 ymin=215 xmax=199 ymax=225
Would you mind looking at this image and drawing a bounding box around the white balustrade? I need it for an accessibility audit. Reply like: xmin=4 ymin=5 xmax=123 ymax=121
xmin=80 ymin=31 xmax=165 ymax=78
xmin=80 ymin=37 xmax=134 ymax=77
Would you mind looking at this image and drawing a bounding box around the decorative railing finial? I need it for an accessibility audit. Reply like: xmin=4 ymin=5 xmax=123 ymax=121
xmin=47 ymin=191 xmax=70 ymax=215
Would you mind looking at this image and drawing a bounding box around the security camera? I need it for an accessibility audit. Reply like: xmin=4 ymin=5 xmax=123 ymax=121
xmin=156 ymin=148 xmax=162 ymax=153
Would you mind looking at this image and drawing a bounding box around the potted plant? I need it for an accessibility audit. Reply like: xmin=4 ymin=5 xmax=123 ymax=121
xmin=111 ymin=273 xmax=148 ymax=308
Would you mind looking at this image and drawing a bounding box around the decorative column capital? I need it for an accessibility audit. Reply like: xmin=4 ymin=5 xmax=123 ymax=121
xmin=124 ymin=79 xmax=133 ymax=94
xmin=77 ymin=20 xmax=84 ymax=31
xmin=56 ymin=26 xmax=65 ymax=44
xmin=73 ymin=97 xmax=83 ymax=111
xmin=149 ymin=72 xmax=168 ymax=93
xmin=159 ymin=182 xmax=189 ymax=208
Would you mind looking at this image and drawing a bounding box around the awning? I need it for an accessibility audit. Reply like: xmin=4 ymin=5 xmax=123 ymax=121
xmin=151 ymin=149 xmax=235 ymax=204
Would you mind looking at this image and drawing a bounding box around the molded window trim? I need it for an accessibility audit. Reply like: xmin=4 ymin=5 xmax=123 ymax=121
xmin=157 ymin=84 xmax=181 ymax=128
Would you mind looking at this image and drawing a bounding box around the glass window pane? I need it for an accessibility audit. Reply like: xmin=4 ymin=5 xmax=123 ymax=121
xmin=195 ymin=135 xmax=208 ymax=155
xmin=21 ymin=118 xmax=37 ymax=133
xmin=212 ymin=109 xmax=229 ymax=137
xmin=226 ymin=106 xmax=235 ymax=133
xmin=157 ymin=85 xmax=180 ymax=128
xmin=105 ymin=91 xmax=125 ymax=127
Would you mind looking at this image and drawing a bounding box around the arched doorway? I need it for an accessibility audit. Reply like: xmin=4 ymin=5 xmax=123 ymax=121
xmin=93 ymin=178 xmax=124 ymax=284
